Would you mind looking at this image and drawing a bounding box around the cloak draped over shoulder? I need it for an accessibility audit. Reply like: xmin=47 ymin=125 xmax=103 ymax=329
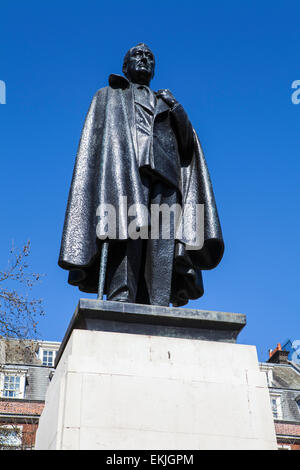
xmin=58 ymin=75 xmax=224 ymax=307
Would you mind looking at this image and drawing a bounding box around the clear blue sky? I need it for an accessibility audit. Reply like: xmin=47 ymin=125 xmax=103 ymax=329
xmin=0 ymin=0 xmax=299 ymax=361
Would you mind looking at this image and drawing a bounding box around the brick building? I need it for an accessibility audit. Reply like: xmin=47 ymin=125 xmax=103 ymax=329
xmin=0 ymin=338 xmax=60 ymax=449
xmin=260 ymin=344 xmax=300 ymax=450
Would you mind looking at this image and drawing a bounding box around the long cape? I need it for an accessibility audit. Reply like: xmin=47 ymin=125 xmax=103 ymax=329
xmin=58 ymin=76 xmax=224 ymax=306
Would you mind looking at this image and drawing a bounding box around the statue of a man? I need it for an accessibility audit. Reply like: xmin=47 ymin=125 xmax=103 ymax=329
xmin=58 ymin=43 xmax=224 ymax=307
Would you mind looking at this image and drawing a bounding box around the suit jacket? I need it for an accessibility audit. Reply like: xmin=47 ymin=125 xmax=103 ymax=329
xmin=131 ymin=79 xmax=194 ymax=190
xmin=58 ymin=74 xmax=224 ymax=306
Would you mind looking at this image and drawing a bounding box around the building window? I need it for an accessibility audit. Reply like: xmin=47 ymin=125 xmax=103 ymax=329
xmin=270 ymin=394 xmax=283 ymax=419
xmin=0 ymin=373 xmax=26 ymax=399
xmin=0 ymin=425 xmax=22 ymax=450
xmin=3 ymin=375 xmax=21 ymax=398
xmin=37 ymin=343 xmax=60 ymax=367
xmin=260 ymin=365 xmax=273 ymax=387
xmin=42 ymin=349 xmax=55 ymax=366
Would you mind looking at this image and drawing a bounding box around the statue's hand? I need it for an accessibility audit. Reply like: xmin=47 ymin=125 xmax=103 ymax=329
xmin=156 ymin=89 xmax=178 ymax=108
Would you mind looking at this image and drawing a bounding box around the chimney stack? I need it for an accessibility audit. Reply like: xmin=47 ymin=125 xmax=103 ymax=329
xmin=267 ymin=343 xmax=289 ymax=364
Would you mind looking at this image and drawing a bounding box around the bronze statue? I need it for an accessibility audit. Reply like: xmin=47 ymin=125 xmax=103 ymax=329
xmin=58 ymin=43 xmax=224 ymax=307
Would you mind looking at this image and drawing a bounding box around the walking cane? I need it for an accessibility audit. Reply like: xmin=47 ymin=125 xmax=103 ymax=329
xmin=97 ymin=240 xmax=109 ymax=300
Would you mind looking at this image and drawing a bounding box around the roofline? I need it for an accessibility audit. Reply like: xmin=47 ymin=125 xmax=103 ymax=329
xmin=1 ymin=338 xmax=60 ymax=344
xmin=260 ymin=361 xmax=300 ymax=375
xmin=0 ymin=413 xmax=40 ymax=421
xmin=0 ymin=398 xmax=45 ymax=404
xmin=37 ymin=341 xmax=61 ymax=346
xmin=268 ymin=386 xmax=300 ymax=393
xmin=2 ymin=363 xmax=55 ymax=370
xmin=276 ymin=435 xmax=300 ymax=441
xmin=274 ymin=419 xmax=300 ymax=425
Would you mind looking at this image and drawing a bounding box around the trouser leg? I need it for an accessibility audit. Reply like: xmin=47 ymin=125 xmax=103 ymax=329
xmin=144 ymin=235 xmax=175 ymax=306
xmin=144 ymin=180 xmax=178 ymax=306
xmin=105 ymin=175 xmax=150 ymax=304
xmin=106 ymin=239 xmax=143 ymax=302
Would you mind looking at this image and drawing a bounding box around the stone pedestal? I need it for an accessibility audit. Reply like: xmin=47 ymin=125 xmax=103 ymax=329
xmin=35 ymin=300 xmax=277 ymax=450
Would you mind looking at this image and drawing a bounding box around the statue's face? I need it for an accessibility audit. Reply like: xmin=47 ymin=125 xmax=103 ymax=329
xmin=124 ymin=45 xmax=155 ymax=86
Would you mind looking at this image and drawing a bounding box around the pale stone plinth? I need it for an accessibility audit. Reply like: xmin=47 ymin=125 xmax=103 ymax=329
xmin=35 ymin=328 xmax=277 ymax=450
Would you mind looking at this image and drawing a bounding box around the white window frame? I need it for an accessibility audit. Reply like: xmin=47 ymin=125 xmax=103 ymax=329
xmin=41 ymin=349 xmax=55 ymax=366
xmin=260 ymin=365 xmax=274 ymax=387
xmin=296 ymin=397 xmax=300 ymax=416
xmin=0 ymin=370 xmax=26 ymax=399
xmin=270 ymin=393 xmax=283 ymax=420
xmin=37 ymin=342 xmax=60 ymax=367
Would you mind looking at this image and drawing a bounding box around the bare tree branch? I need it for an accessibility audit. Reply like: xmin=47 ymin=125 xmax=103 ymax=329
xmin=0 ymin=241 xmax=45 ymax=339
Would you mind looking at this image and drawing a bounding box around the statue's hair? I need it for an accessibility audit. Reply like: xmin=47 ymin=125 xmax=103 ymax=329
xmin=122 ymin=43 xmax=155 ymax=76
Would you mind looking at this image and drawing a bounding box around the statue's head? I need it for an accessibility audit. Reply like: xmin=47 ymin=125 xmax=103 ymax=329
xmin=122 ymin=43 xmax=155 ymax=86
